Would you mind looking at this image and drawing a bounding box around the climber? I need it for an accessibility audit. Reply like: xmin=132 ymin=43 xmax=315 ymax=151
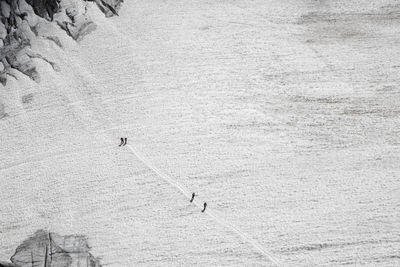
xmin=119 ymin=138 xmax=124 ymax=146
xmin=124 ymin=137 xmax=127 ymax=146
xmin=201 ymin=202 xmax=207 ymax=213
xmin=190 ymin=192 xmax=196 ymax=202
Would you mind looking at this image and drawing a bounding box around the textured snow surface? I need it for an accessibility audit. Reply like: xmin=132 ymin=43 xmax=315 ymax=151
xmin=1 ymin=0 xmax=400 ymax=266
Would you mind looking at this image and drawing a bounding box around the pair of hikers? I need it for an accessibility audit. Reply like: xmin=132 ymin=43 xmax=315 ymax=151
xmin=190 ymin=192 xmax=207 ymax=212
xmin=119 ymin=138 xmax=127 ymax=146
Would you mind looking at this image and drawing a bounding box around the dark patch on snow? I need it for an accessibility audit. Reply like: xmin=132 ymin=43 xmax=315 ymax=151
xmin=0 ymin=102 xmax=8 ymax=119
xmin=45 ymin=35 xmax=63 ymax=48
xmin=289 ymin=95 xmax=348 ymax=104
xmin=21 ymin=93 xmax=34 ymax=104
xmin=282 ymin=239 xmax=400 ymax=254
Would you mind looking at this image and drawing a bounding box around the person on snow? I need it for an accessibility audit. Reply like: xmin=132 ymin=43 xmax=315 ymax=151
xmin=202 ymin=202 xmax=207 ymax=212
xmin=119 ymin=138 xmax=128 ymax=146
xmin=190 ymin=192 xmax=196 ymax=202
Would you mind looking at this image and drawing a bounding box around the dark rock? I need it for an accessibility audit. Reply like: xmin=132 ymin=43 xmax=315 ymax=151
xmin=26 ymin=0 xmax=60 ymax=21
xmin=56 ymin=5 xmax=97 ymax=41
xmin=2 ymin=230 xmax=102 ymax=267
xmin=0 ymin=29 xmax=40 ymax=82
xmin=91 ymin=0 xmax=123 ymax=17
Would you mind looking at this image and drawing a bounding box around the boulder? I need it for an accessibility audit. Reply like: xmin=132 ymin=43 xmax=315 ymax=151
xmin=2 ymin=230 xmax=102 ymax=267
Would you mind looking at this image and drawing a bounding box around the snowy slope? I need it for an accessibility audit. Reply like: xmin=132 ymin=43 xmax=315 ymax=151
xmin=1 ymin=0 xmax=400 ymax=266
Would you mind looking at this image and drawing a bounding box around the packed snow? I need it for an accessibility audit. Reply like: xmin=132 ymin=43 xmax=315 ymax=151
xmin=1 ymin=0 xmax=400 ymax=266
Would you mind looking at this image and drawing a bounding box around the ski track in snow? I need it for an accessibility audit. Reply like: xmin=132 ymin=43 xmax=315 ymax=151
xmin=126 ymin=144 xmax=284 ymax=266
xmin=2 ymin=0 xmax=400 ymax=266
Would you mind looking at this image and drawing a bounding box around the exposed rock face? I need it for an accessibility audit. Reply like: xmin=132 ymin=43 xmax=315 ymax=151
xmin=0 ymin=0 xmax=123 ymax=85
xmin=26 ymin=0 xmax=60 ymax=20
xmin=92 ymin=0 xmax=122 ymax=17
xmin=1 ymin=230 xmax=102 ymax=267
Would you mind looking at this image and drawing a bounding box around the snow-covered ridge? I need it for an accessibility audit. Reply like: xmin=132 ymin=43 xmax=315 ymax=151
xmin=0 ymin=0 xmax=123 ymax=85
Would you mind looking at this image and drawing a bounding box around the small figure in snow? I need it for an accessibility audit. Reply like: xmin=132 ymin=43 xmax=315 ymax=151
xmin=190 ymin=192 xmax=196 ymax=202
xmin=119 ymin=138 xmax=124 ymax=146
xmin=124 ymin=137 xmax=127 ymax=146
xmin=201 ymin=202 xmax=207 ymax=213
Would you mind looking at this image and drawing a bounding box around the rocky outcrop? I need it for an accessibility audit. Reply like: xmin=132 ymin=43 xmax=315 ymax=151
xmin=56 ymin=3 xmax=98 ymax=41
xmin=0 ymin=0 xmax=123 ymax=85
xmin=26 ymin=0 xmax=60 ymax=21
xmin=1 ymin=230 xmax=102 ymax=267
xmin=92 ymin=0 xmax=122 ymax=17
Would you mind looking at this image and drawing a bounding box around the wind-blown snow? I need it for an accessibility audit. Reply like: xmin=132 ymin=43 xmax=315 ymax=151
xmin=1 ymin=0 xmax=400 ymax=266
